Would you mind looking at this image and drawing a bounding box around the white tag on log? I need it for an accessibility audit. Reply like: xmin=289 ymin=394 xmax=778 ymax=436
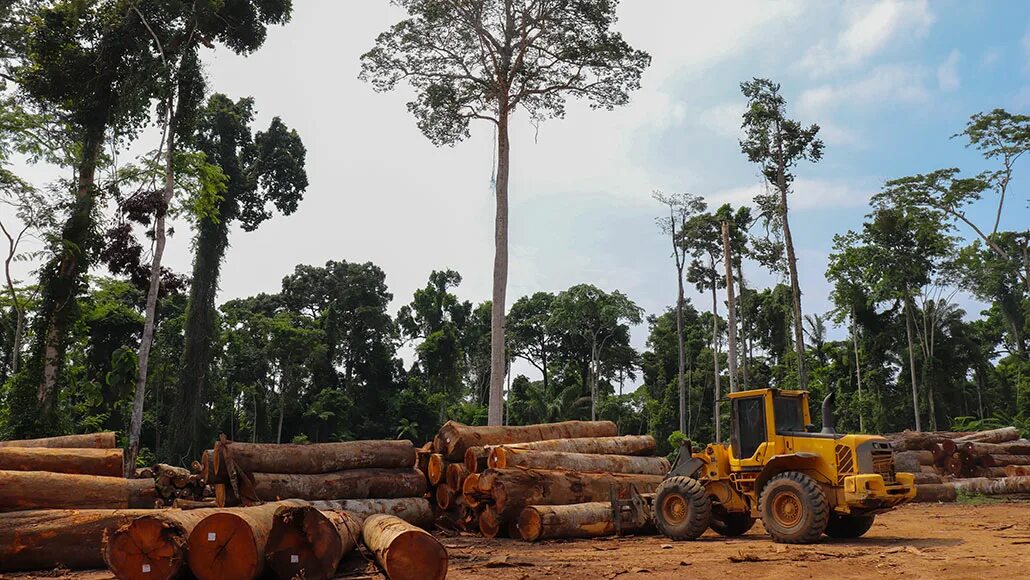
xmin=142 ymin=564 xmax=151 ymax=573
xmin=291 ymin=555 xmax=299 ymax=564
xmin=208 ymin=532 xmax=217 ymax=541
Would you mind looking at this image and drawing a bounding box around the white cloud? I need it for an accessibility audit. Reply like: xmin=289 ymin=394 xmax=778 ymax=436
xmin=707 ymin=179 xmax=874 ymax=212
xmin=980 ymin=47 xmax=1002 ymax=68
xmin=799 ymin=64 xmax=931 ymax=116
xmin=697 ymin=101 xmax=744 ymax=139
xmin=800 ymin=0 xmax=935 ymax=76
xmin=937 ymin=50 xmax=961 ymax=92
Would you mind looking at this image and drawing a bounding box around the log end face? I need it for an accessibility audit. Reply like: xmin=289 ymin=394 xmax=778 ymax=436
xmin=385 ymin=530 xmax=448 ymax=580
xmin=517 ymin=508 xmax=542 ymax=542
xmin=105 ymin=517 xmax=186 ymax=580
xmin=187 ymin=513 xmax=260 ymax=580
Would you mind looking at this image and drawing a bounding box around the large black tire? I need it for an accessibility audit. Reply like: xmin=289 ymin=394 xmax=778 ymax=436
xmin=758 ymin=472 xmax=829 ymax=544
xmin=710 ymin=509 xmax=756 ymax=537
xmin=654 ymin=476 xmax=711 ymax=540
xmin=824 ymin=513 xmax=876 ymax=539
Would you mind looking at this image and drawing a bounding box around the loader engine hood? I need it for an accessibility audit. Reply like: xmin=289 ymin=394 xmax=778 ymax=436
xmin=839 ymin=435 xmax=897 ymax=484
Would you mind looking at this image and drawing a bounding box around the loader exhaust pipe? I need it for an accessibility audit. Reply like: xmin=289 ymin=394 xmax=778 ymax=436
xmin=821 ymin=385 xmax=837 ymax=435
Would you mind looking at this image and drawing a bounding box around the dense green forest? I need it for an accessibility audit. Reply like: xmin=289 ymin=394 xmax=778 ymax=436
xmin=0 ymin=2 xmax=1027 ymax=466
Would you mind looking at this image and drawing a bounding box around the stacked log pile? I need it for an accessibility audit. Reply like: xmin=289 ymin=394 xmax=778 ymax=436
xmin=209 ymin=438 xmax=426 ymax=506
xmin=420 ymin=420 xmax=668 ymax=542
xmin=890 ymin=427 xmax=1030 ymax=502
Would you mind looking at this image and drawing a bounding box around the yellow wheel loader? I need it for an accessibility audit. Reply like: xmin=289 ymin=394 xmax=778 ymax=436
xmin=649 ymin=387 xmax=915 ymax=544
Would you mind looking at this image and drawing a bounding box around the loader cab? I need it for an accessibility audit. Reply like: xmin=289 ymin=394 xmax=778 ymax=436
xmin=728 ymin=389 xmax=813 ymax=468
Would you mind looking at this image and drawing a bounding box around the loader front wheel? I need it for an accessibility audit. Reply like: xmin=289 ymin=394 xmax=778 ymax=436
xmin=709 ymin=509 xmax=756 ymax=537
xmin=824 ymin=513 xmax=875 ymax=538
xmin=654 ymin=476 xmax=711 ymax=540
xmin=759 ymin=472 xmax=829 ymax=544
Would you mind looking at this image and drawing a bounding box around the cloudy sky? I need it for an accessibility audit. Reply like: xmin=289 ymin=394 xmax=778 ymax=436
xmin=11 ymin=0 xmax=1030 ymax=381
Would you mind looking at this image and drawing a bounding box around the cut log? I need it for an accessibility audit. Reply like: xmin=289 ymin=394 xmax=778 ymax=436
xmin=498 ymin=434 xmax=658 ymax=457
xmin=519 ymin=502 xmax=654 ymax=541
xmin=427 ymin=453 xmax=446 ymax=485
xmin=247 ymin=468 xmax=426 ymax=502
xmin=913 ymin=484 xmax=957 ymax=503
xmin=459 ymin=503 xmax=479 ymax=532
xmin=308 ymin=498 xmax=434 ymax=529
xmin=215 ymin=483 xmax=240 ymax=508
xmin=436 ymin=483 xmax=456 ymax=510
xmin=486 ymin=468 xmax=664 ymax=518
xmin=464 ymin=446 xmax=489 ymax=473
xmin=104 ymin=508 xmax=224 ymax=580
xmin=912 ymin=472 xmax=942 ymax=485
xmin=446 ymin=462 xmax=469 ymax=489
xmin=214 ymin=439 xmax=415 ymax=477
xmin=931 ymin=440 xmax=957 ymax=464
xmin=0 ymin=431 xmax=116 ymax=449
xmin=954 ymin=427 xmax=1021 ymax=444
xmin=416 ymin=449 xmax=432 ymax=479
xmin=981 ymin=454 xmax=1030 ymax=467
xmin=479 ymin=505 xmax=504 ymax=538
xmin=919 ymin=465 xmax=938 ymax=474
xmin=0 ymin=509 xmax=156 ymax=572
xmin=436 ymin=420 xmax=619 ymax=461
xmin=944 ymin=454 xmax=964 ymax=477
xmin=0 ymin=447 xmax=123 ymax=477
xmin=462 ymin=473 xmax=485 ymax=508
xmin=1006 ymin=465 xmax=1030 ymax=477
xmin=265 ymin=505 xmax=361 ymax=580
xmin=949 ymin=476 xmax=1030 ymax=495
xmin=363 ymin=514 xmax=447 ymax=580
xmin=962 ymin=440 xmax=1030 ymax=456
xmin=895 ymin=450 xmax=934 ymax=474
xmin=173 ymin=498 xmax=217 ymax=509
xmin=186 ymin=500 xmax=306 ymax=580
xmin=974 ymin=467 xmax=1010 ymax=478
xmin=0 ymin=470 xmax=157 ymax=511
xmin=489 ymin=448 xmax=670 ymax=475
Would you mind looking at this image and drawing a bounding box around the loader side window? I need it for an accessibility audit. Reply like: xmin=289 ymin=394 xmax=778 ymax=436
xmin=732 ymin=396 xmax=766 ymax=460
xmin=774 ymin=395 xmax=806 ymax=434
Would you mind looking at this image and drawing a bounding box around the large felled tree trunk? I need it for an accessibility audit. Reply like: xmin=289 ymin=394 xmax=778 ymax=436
xmin=0 ymin=447 xmax=123 ymax=476
xmin=214 ymin=439 xmax=415 ymax=475
xmin=488 ymin=104 xmax=510 ymax=426
xmin=488 ymin=448 xmax=669 ymax=475
xmin=518 ymin=502 xmax=653 ymax=541
xmin=489 ymin=434 xmax=656 ymax=457
xmin=308 ymin=498 xmax=434 ymax=528
xmin=484 ymin=468 xmax=664 ymax=518
xmin=0 ymin=470 xmax=157 ymax=511
xmin=103 ymin=508 xmax=219 ymax=580
xmin=0 ymin=509 xmax=157 ymax=572
xmin=241 ymin=468 xmax=427 ymax=503
xmin=362 ymin=514 xmax=448 ymax=580
xmin=0 ymin=431 xmax=116 ymax=448
xmin=265 ymin=505 xmax=361 ymax=580
xmin=186 ymin=500 xmax=306 ymax=580
xmin=435 ymin=419 xmax=618 ymax=461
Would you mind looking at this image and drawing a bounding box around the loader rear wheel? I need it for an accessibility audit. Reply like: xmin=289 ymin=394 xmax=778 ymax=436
xmin=824 ymin=513 xmax=875 ymax=538
xmin=709 ymin=509 xmax=755 ymax=537
xmin=759 ymin=472 xmax=829 ymax=544
xmin=654 ymin=476 xmax=711 ymax=540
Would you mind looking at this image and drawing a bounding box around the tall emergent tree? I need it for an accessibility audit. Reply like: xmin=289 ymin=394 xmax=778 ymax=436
xmin=740 ymin=78 xmax=823 ymax=390
xmin=169 ymin=93 xmax=307 ymax=461
xmin=653 ymin=191 xmax=704 ymax=433
xmin=361 ymin=0 xmax=650 ymax=425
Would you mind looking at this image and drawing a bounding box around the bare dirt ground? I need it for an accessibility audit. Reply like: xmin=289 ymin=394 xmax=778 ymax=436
xmin=3 ymin=501 xmax=1028 ymax=580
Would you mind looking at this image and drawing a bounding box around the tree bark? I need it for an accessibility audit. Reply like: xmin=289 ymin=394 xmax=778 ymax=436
xmin=913 ymin=483 xmax=957 ymax=503
xmin=0 ymin=509 xmax=157 ymax=572
xmin=214 ymin=439 xmax=415 ymax=475
xmin=961 ymin=440 xmax=1030 ymax=456
xmin=495 ymin=434 xmax=656 ymax=457
xmin=519 ymin=501 xmax=653 ymax=541
xmin=954 ymin=427 xmax=1021 ymax=444
xmin=671 ymin=207 xmax=687 ymax=434
xmin=486 ymin=468 xmax=664 ymax=518
xmin=186 ymin=500 xmax=306 ymax=580
xmin=721 ymin=221 xmax=739 ymax=393
xmin=904 ymin=300 xmax=922 ymax=431
xmin=710 ymin=259 xmax=721 ymax=442
xmin=0 ymin=470 xmax=157 ymax=511
xmin=362 ymin=514 xmax=448 ymax=580
xmin=435 ymin=419 xmax=618 ymax=461
xmin=488 ymin=448 xmax=669 ymax=475
xmin=776 ymin=133 xmax=807 ymax=389
xmin=488 ymin=105 xmax=511 ymax=426
xmin=243 ymin=468 xmax=427 ymax=503
xmin=104 ymin=508 xmax=220 ymax=580
xmin=478 ymin=505 xmax=504 ymax=538
xmin=0 ymin=431 xmax=116 ymax=448
xmin=948 ymin=476 xmax=1030 ymax=495
xmin=0 ymin=447 xmax=123 ymax=477
xmin=308 ymin=498 xmax=434 ymax=529
xmin=981 ymin=454 xmax=1030 ymax=467
xmin=851 ymin=308 xmax=864 ymax=432
xmin=265 ymin=505 xmax=361 ymax=580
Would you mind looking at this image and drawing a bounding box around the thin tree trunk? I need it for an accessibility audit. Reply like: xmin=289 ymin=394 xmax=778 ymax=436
xmin=1 ymin=222 xmax=26 ymax=375
xmin=736 ymin=261 xmax=748 ymax=388
xmin=721 ymin=221 xmax=739 ymax=393
xmin=710 ymin=258 xmax=721 ymax=442
xmin=851 ymin=308 xmax=864 ymax=432
xmin=905 ymin=299 xmax=921 ymax=431
xmin=776 ymin=131 xmax=806 ymax=389
xmin=488 ymin=107 xmax=510 ymax=426
xmin=127 ymin=107 xmax=176 ymax=477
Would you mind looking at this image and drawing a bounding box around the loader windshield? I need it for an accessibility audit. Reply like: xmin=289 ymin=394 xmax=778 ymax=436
xmin=774 ymin=395 xmax=806 ymax=433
